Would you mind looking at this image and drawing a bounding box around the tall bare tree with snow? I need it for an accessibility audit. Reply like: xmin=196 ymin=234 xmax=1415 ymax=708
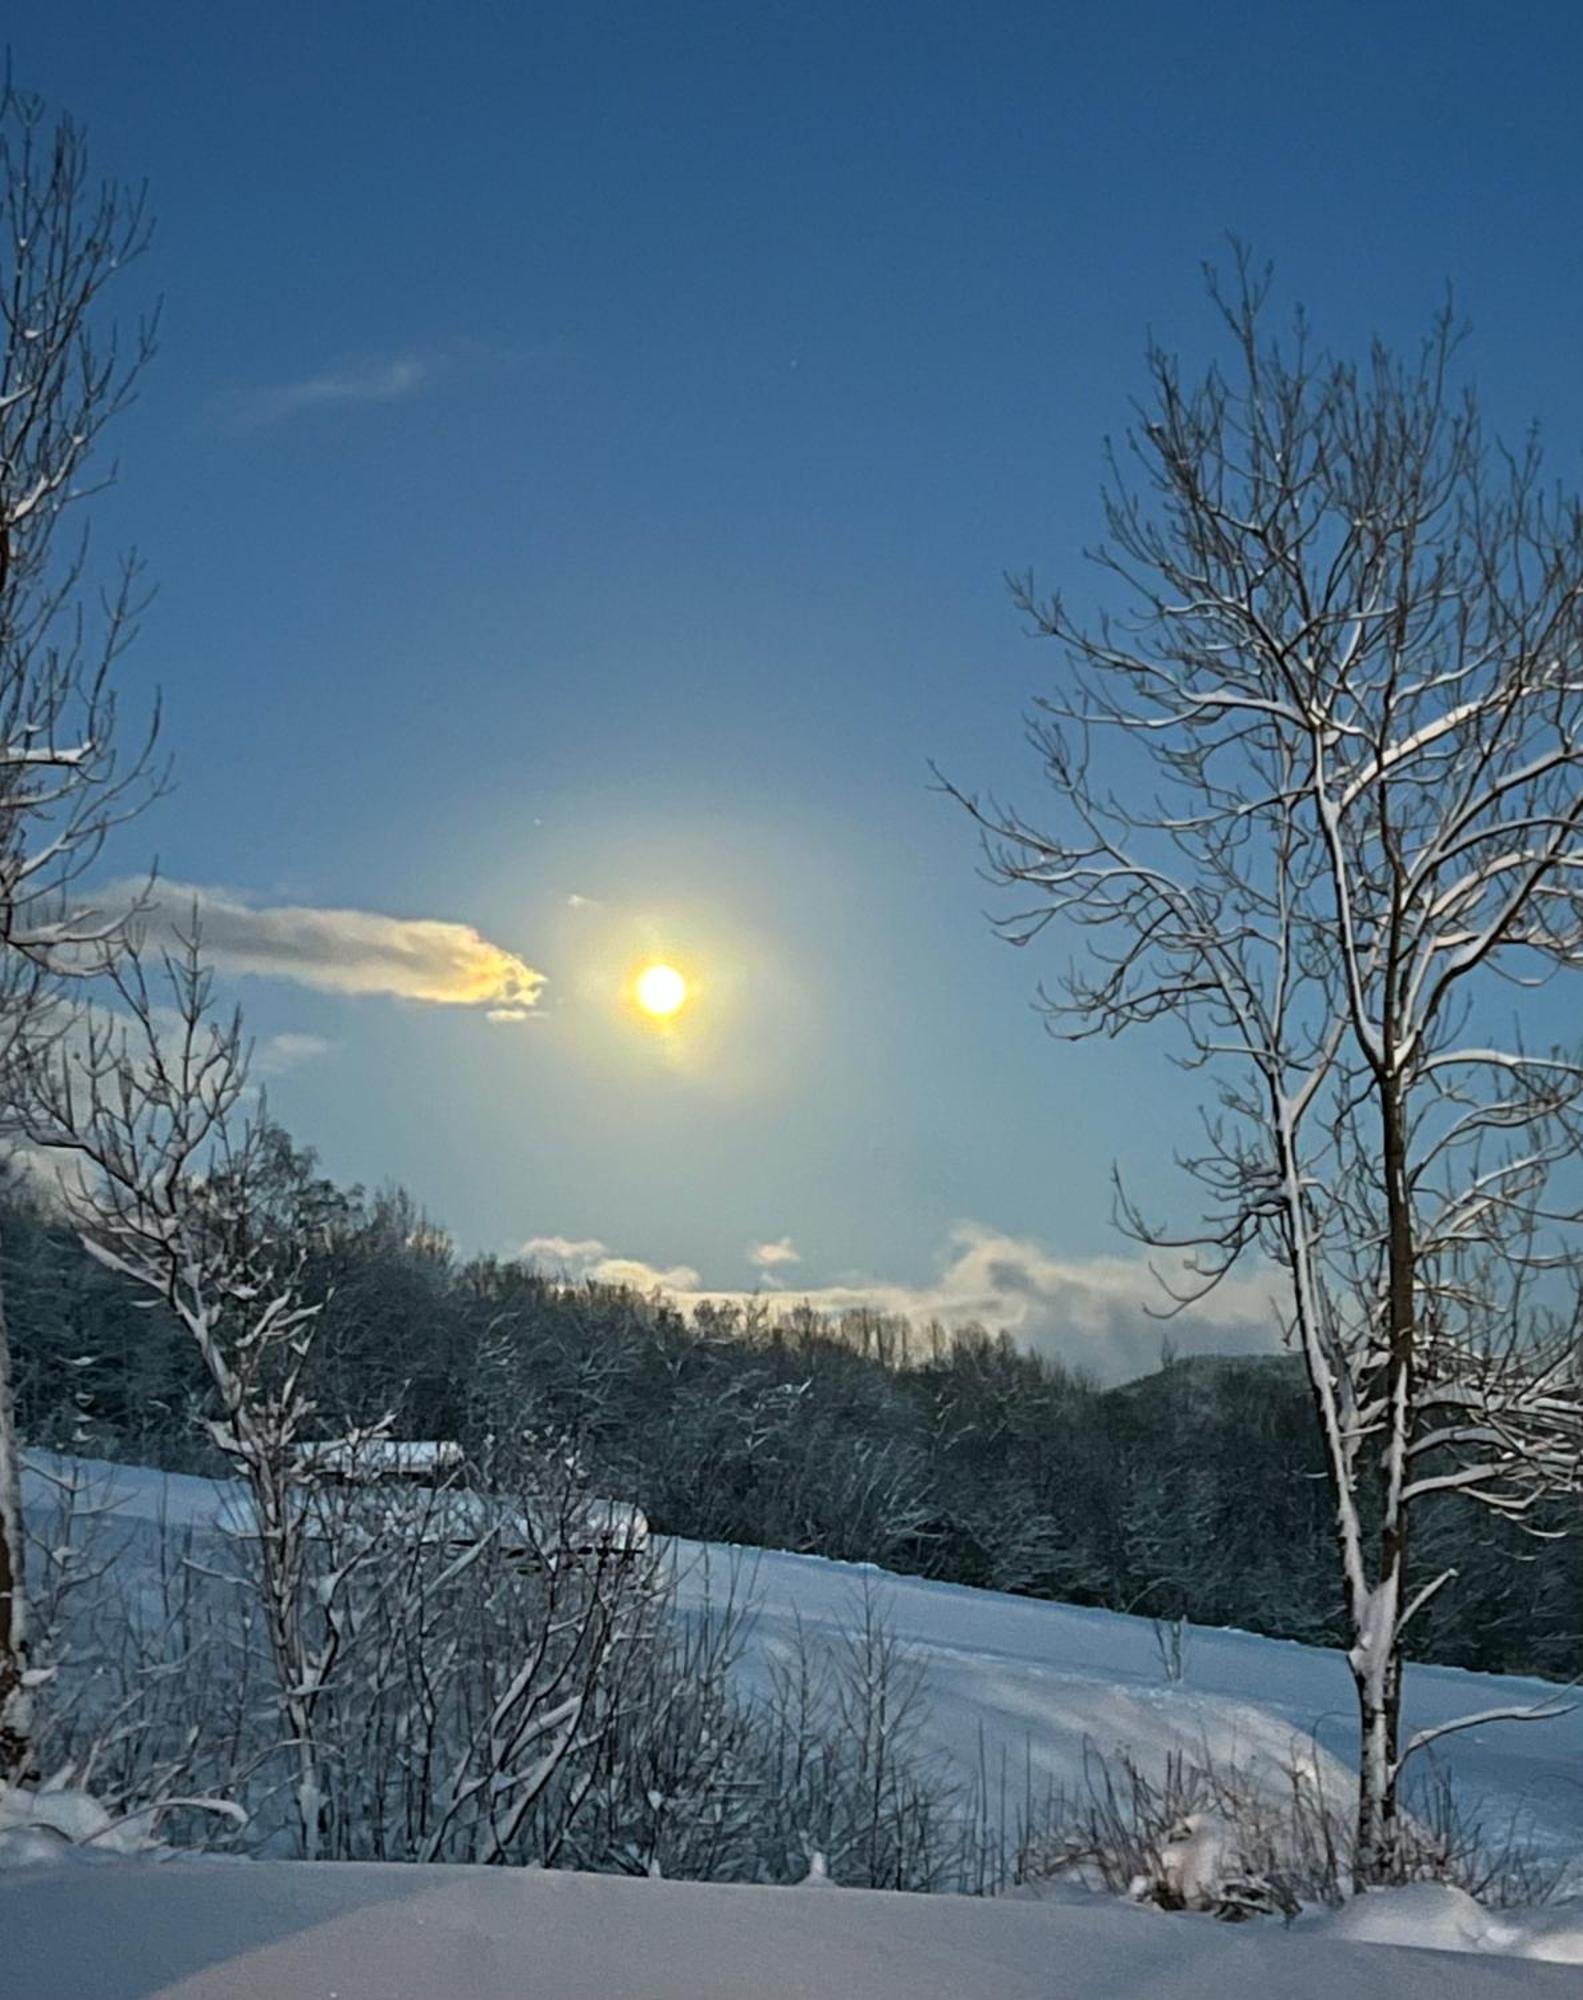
xmin=954 ymin=256 xmax=1583 ymax=1882
xmin=0 ymin=80 xmax=159 ymax=1779
xmin=22 ymin=939 xmax=356 ymax=1851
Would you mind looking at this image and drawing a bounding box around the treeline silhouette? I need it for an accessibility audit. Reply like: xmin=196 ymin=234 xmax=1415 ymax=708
xmin=8 ymin=1134 xmax=1577 ymax=1679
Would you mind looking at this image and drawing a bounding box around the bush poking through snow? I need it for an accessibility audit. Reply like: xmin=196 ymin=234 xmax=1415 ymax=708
xmin=1016 ymin=1742 xmax=1560 ymax=1919
xmin=22 ymin=1475 xmax=973 ymax=1885
xmin=0 ymin=1775 xmax=245 ymax=1866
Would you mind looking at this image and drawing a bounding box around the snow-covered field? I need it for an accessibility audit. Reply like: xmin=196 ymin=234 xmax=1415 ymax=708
xmin=6 ymin=1452 xmax=1583 ymax=1995
xmin=683 ymin=1538 xmax=1583 ymax=1876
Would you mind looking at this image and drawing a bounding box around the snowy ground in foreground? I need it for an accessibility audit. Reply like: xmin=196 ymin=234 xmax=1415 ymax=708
xmin=11 ymin=1451 xmax=1583 ymax=1992
xmin=4 ymin=1858 xmax=1583 ymax=2000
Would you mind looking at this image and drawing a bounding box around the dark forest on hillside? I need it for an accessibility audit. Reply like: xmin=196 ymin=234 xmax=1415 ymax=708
xmin=8 ymin=1136 xmax=1578 ymax=1683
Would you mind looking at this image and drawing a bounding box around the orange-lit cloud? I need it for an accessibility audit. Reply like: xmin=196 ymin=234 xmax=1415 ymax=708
xmin=94 ymin=880 xmax=546 ymax=1016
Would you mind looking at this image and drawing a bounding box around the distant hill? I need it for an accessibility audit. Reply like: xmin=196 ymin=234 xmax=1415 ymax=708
xmin=1110 ymin=1350 xmax=1308 ymax=1398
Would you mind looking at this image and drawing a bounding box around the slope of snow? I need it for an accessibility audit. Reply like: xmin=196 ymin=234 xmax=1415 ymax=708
xmin=668 ymin=1537 xmax=1583 ymax=1875
xmin=20 ymin=1452 xmax=1583 ymax=1878
xmin=23 ymin=1450 xmax=1583 ymax=1875
xmin=5 ymin=1857 xmax=1583 ymax=2000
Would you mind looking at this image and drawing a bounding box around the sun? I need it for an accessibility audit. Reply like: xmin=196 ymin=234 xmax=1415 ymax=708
xmin=634 ymin=962 xmax=689 ymax=1018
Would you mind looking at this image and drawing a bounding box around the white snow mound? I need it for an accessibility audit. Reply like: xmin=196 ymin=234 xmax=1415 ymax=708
xmin=1315 ymin=1880 xmax=1583 ymax=1964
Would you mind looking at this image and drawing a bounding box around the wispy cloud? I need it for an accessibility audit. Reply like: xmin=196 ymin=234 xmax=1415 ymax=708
xmin=223 ymin=354 xmax=430 ymax=429
xmin=254 ymin=1031 xmax=335 ymax=1075
xmin=94 ymin=880 xmax=547 ymax=1017
xmin=220 ymin=335 xmax=560 ymax=432
xmin=520 ymin=1224 xmax=1283 ymax=1385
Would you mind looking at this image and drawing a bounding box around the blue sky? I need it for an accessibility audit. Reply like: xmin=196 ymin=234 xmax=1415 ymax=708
xmin=13 ymin=2 xmax=1583 ymax=1377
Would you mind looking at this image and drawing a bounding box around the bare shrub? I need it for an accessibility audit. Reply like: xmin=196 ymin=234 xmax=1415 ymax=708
xmin=20 ymin=1439 xmax=667 ymax=1864
xmin=1014 ymin=1738 xmax=1561 ymax=1918
xmin=23 ymin=1457 xmax=259 ymax=1842
xmin=754 ymin=1585 xmax=965 ymax=1890
xmin=22 ymin=1473 xmax=987 ymax=1889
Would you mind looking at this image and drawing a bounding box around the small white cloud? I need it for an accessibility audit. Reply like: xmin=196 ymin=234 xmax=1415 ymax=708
xmin=521 ymin=1235 xmax=609 ymax=1268
xmin=565 ymin=893 xmax=600 ymax=910
xmin=587 ymin=1255 xmax=703 ymax=1293
xmin=749 ymin=1236 xmax=801 ymax=1269
xmin=518 ymin=1235 xmax=700 ymax=1294
xmin=254 ymin=1031 xmax=334 ymax=1076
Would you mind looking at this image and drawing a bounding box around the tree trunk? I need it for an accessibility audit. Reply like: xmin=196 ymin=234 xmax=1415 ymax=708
xmin=1351 ymin=1596 xmax=1405 ymax=1887
xmin=1351 ymin=1073 xmax=1416 ymax=1885
xmin=0 ymin=1243 xmax=32 ymax=1782
xmin=247 ymin=1461 xmax=322 ymax=1859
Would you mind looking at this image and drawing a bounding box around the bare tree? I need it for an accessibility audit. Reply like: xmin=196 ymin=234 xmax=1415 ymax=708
xmin=23 ymin=942 xmax=673 ymax=1863
xmin=0 ymin=78 xmax=160 ymax=1780
xmin=21 ymin=939 xmax=360 ymax=1854
xmin=949 ymin=255 xmax=1583 ymax=1883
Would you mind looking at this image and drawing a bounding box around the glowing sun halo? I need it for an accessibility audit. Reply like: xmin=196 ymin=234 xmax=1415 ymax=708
xmin=635 ymin=963 xmax=688 ymax=1018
